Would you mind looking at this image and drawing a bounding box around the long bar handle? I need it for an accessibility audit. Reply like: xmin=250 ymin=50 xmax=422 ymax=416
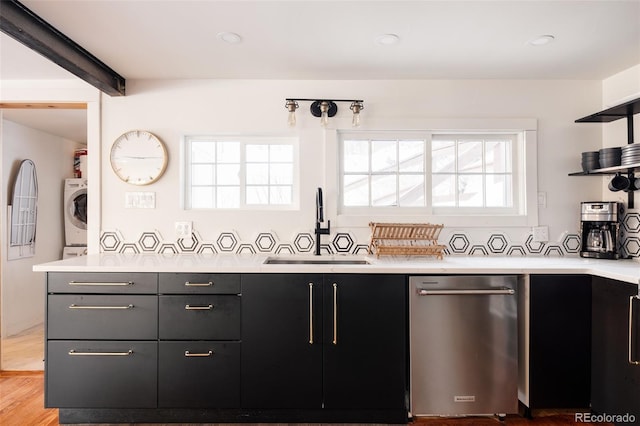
xmin=69 ymin=281 xmax=132 ymax=286
xmin=185 ymin=281 xmax=213 ymax=287
xmin=185 ymin=350 xmax=213 ymax=357
xmin=185 ymin=304 xmax=213 ymax=310
xmin=309 ymin=283 xmax=314 ymax=344
xmin=332 ymin=283 xmax=338 ymax=345
xmin=69 ymin=304 xmax=134 ymax=310
xmin=69 ymin=349 xmax=133 ymax=356
xmin=418 ymin=288 xmax=515 ymax=296
xmin=630 ymin=295 xmax=640 ymax=365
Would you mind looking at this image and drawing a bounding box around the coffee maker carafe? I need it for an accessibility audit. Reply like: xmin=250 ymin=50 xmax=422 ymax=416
xmin=580 ymin=201 xmax=620 ymax=259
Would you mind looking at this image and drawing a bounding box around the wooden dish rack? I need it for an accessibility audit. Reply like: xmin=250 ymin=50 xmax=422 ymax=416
xmin=368 ymin=222 xmax=446 ymax=259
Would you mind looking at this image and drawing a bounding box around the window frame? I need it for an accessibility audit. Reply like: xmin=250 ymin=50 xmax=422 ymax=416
xmin=182 ymin=135 xmax=299 ymax=210
xmin=327 ymin=118 xmax=538 ymax=228
xmin=430 ymin=132 xmax=522 ymax=216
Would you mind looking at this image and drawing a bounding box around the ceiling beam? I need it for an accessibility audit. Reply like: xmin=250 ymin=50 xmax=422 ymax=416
xmin=0 ymin=0 xmax=125 ymax=96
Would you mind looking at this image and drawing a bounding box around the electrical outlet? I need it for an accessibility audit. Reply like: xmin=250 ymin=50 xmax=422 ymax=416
xmin=532 ymin=225 xmax=549 ymax=242
xmin=175 ymin=221 xmax=192 ymax=238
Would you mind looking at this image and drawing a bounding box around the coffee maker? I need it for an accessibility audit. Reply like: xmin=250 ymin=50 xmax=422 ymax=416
xmin=580 ymin=201 xmax=621 ymax=259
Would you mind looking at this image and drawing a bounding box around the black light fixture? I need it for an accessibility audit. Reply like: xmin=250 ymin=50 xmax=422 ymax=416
xmin=285 ymin=98 xmax=364 ymax=127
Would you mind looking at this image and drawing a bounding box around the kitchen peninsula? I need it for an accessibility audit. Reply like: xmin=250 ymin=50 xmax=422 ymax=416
xmin=34 ymin=254 xmax=640 ymax=424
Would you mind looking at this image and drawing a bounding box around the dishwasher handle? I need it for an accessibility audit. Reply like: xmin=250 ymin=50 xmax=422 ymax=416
xmin=418 ymin=287 xmax=515 ymax=296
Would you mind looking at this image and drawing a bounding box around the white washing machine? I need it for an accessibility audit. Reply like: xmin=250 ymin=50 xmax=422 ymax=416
xmin=64 ymin=178 xmax=87 ymax=246
xmin=63 ymin=246 xmax=88 ymax=259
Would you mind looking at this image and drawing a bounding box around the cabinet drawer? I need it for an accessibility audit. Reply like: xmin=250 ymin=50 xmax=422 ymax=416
xmin=48 ymin=294 xmax=157 ymax=340
xmin=48 ymin=272 xmax=157 ymax=294
xmin=46 ymin=340 xmax=157 ymax=408
xmin=159 ymin=295 xmax=240 ymax=340
xmin=158 ymin=341 xmax=240 ymax=408
xmin=159 ymin=273 xmax=240 ymax=294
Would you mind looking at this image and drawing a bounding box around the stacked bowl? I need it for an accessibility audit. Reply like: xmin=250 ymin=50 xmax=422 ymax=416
xmin=621 ymin=144 xmax=640 ymax=166
xmin=598 ymin=147 xmax=622 ymax=168
xmin=581 ymin=151 xmax=600 ymax=172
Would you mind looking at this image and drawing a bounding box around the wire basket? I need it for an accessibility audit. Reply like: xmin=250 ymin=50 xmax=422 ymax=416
xmin=368 ymin=222 xmax=445 ymax=259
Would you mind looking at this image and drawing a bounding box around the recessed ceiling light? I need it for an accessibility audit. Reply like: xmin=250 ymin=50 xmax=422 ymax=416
xmin=375 ymin=33 xmax=400 ymax=46
xmin=528 ymin=35 xmax=555 ymax=46
xmin=217 ymin=32 xmax=242 ymax=44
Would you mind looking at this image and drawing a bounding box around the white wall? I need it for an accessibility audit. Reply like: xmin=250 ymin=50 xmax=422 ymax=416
xmin=101 ymin=79 xmax=602 ymax=246
xmin=0 ymin=119 xmax=81 ymax=336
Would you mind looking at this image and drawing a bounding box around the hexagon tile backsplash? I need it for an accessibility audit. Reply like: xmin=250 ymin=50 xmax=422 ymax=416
xmin=100 ymin=210 xmax=640 ymax=259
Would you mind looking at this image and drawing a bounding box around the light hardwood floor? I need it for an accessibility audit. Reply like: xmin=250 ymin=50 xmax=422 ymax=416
xmin=1 ymin=323 xmax=44 ymax=371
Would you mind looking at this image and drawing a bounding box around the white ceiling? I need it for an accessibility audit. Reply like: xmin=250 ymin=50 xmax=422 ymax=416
xmin=1 ymin=0 xmax=640 ymax=142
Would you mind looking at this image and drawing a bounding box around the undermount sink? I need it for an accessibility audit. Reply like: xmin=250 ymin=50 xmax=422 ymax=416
xmin=263 ymin=256 xmax=371 ymax=265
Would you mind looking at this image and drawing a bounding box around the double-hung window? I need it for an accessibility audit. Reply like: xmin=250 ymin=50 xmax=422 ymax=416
xmin=339 ymin=130 xmax=526 ymax=219
xmin=184 ymin=135 xmax=298 ymax=209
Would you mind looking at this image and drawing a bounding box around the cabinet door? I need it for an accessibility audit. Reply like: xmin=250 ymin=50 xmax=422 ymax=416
xmin=159 ymin=341 xmax=240 ymax=408
xmin=241 ymin=274 xmax=323 ymax=408
xmin=592 ymin=276 xmax=640 ymax=420
xmin=529 ymin=274 xmax=591 ymax=409
xmin=159 ymin=295 xmax=240 ymax=340
xmin=46 ymin=340 xmax=157 ymax=408
xmin=48 ymin=272 xmax=157 ymax=294
xmin=159 ymin=273 xmax=240 ymax=294
xmin=48 ymin=294 xmax=157 ymax=340
xmin=323 ymin=274 xmax=407 ymax=410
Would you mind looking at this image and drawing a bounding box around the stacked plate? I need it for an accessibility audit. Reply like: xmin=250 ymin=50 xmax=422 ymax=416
xmin=599 ymin=147 xmax=622 ymax=168
xmin=621 ymin=144 xmax=640 ymax=166
xmin=581 ymin=151 xmax=600 ymax=172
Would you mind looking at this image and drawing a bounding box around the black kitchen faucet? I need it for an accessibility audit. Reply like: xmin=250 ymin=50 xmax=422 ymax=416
xmin=314 ymin=187 xmax=330 ymax=255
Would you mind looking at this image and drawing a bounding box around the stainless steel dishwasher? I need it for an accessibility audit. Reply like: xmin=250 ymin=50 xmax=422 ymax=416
xmin=409 ymin=275 xmax=518 ymax=418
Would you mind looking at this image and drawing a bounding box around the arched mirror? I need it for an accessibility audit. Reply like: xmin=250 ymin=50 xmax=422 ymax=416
xmin=9 ymin=159 xmax=38 ymax=259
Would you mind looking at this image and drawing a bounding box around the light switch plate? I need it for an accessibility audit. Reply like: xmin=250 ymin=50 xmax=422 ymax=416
xmin=537 ymin=191 xmax=547 ymax=208
xmin=125 ymin=192 xmax=156 ymax=209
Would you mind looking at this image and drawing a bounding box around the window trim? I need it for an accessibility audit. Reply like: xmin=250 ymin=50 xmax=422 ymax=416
xmin=182 ymin=135 xmax=300 ymax=210
xmin=325 ymin=118 xmax=538 ymax=228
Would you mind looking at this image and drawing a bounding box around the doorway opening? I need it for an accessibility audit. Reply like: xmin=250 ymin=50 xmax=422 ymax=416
xmin=0 ymin=102 xmax=88 ymax=371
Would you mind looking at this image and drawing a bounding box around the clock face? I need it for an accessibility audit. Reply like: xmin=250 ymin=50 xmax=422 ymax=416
xmin=110 ymin=130 xmax=168 ymax=185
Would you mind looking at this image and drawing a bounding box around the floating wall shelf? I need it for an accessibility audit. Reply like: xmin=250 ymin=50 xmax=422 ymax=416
xmin=570 ymin=97 xmax=640 ymax=208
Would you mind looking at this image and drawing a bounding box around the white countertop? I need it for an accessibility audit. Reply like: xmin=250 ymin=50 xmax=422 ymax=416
xmin=34 ymin=253 xmax=640 ymax=288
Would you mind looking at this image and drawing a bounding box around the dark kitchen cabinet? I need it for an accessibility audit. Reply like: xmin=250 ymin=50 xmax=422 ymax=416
xmin=323 ymin=274 xmax=407 ymax=410
xmin=528 ymin=274 xmax=591 ymax=409
xmin=47 ymin=340 xmax=157 ymax=408
xmin=158 ymin=341 xmax=240 ymax=408
xmin=157 ymin=273 xmax=241 ymax=409
xmin=591 ymin=276 xmax=640 ymax=423
xmin=45 ymin=272 xmax=158 ymax=409
xmin=241 ymin=273 xmax=323 ymax=408
xmin=241 ymin=273 xmax=407 ymax=416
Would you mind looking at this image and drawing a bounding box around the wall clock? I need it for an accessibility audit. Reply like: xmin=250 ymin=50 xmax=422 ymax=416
xmin=110 ymin=130 xmax=168 ymax=185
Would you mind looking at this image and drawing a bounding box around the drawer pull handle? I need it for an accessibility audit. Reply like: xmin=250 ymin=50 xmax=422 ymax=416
xmin=309 ymin=283 xmax=314 ymax=344
xmin=185 ymin=350 xmax=213 ymax=357
xmin=630 ymin=295 xmax=640 ymax=365
xmin=332 ymin=283 xmax=338 ymax=345
xmin=185 ymin=281 xmax=213 ymax=287
xmin=69 ymin=349 xmax=133 ymax=356
xmin=185 ymin=304 xmax=213 ymax=310
xmin=69 ymin=304 xmax=134 ymax=310
xmin=69 ymin=281 xmax=133 ymax=287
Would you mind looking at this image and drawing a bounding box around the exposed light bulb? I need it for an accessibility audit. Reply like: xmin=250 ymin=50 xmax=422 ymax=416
xmin=352 ymin=112 xmax=361 ymax=127
xmin=285 ymin=100 xmax=298 ymax=127
xmin=350 ymin=101 xmax=363 ymax=127
xmin=320 ymin=101 xmax=330 ymax=127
